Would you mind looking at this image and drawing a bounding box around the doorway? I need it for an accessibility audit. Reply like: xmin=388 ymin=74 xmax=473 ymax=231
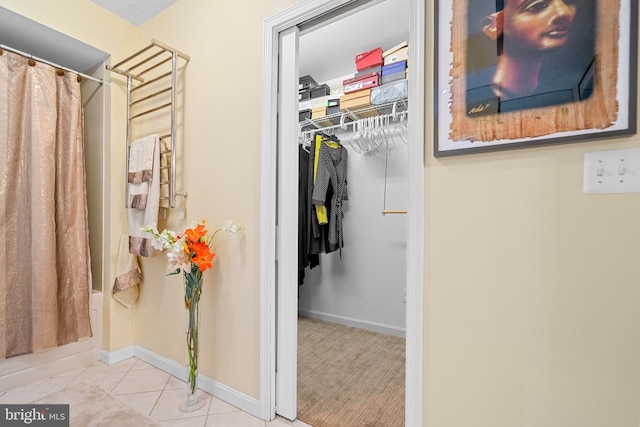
xmin=259 ymin=0 xmax=425 ymax=424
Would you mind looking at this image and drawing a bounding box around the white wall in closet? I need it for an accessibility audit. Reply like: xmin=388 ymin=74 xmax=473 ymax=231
xmin=297 ymin=0 xmax=410 ymax=336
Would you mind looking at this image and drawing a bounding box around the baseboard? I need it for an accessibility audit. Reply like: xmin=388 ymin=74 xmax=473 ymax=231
xmin=298 ymin=309 xmax=406 ymax=338
xmin=99 ymin=345 xmax=135 ymax=365
xmin=99 ymin=345 xmax=261 ymax=419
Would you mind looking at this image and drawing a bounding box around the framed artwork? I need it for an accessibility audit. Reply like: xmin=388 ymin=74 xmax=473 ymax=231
xmin=434 ymin=0 xmax=638 ymax=157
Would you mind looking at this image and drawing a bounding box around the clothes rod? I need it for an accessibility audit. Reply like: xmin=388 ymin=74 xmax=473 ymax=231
xmin=381 ymin=209 xmax=407 ymax=215
xmin=0 ymin=44 xmax=104 ymax=85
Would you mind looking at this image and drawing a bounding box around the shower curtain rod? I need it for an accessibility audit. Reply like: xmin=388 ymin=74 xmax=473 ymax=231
xmin=0 ymin=44 xmax=104 ymax=85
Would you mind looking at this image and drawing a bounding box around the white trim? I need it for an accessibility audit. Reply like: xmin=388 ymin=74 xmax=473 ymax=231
xmin=405 ymin=0 xmax=425 ymax=425
xmin=260 ymin=0 xmax=425 ymax=423
xmin=100 ymin=346 xmax=261 ymax=418
xmin=299 ymin=309 xmax=406 ymax=338
xmin=275 ymin=26 xmax=301 ymax=421
xmin=99 ymin=346 xmax=135 ymax=365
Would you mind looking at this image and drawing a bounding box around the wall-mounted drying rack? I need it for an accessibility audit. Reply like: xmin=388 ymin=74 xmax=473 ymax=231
xmin=107 ymin=39 xmax=190 ymax=208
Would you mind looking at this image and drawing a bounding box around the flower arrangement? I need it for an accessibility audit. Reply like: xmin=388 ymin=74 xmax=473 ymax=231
xmin=141 ymin=219 xmax=242 ymax=409
xmin=142 ymin=219 xmax=242 ymax=308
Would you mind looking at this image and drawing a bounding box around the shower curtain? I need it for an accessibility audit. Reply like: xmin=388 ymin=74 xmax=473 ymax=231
xmin=0 ymin=50 xmax=92 ymax=359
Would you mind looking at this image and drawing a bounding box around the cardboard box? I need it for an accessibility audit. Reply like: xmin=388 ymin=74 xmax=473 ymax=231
xmin=381 ymin=71 xmax=405 ymax=85
xmin=343 ymin=71 xmax=380 ymax=94
xmin=299 ymin=109 xmax=312 ymax=122
xmin=382 ymin=60 xmax=407 ymax=76
xmin=311 ymin=106 xmax=334 ymax=126
xmin=299 ymin=75 xmax=318 ymax=90
xmin=384 ymin=47 xmax=408 ymax=65
xmin=355 ymin=47 xmax=383 ymax=71
xmin=311 ymin=106 xmax=327 ymax=118
xmin=327 ymin=98 xmax=340 ymax=108
xmin=327 ymin=105 xmax=341 ymax=115
xmin=310 ymin=84 xmax=330 ymax=98
xmin=383 ymin=41 xmax=408 ymax=58
xmin=383 ymin=42 xmax=409 ymax=65
xmin=339 ymin=89 xmax=379 ymax=118
xmin=299 ymin=88 xmax=311 ymax=100
xmin=355 ymin=65 xmax=382 ymax=78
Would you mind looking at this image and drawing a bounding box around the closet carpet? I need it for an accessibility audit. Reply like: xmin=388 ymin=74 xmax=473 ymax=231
xmin=297 ymin=316 xmax=405 ymax=427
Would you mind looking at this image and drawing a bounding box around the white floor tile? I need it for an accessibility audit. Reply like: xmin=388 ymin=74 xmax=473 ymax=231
xmin=69 ymin=370 xmax=127 ymax=392
xmin=157 ymin=416 xmax=207 ymax=427
xmin=150 ymin=387 xmax=211 ymax=421
xmin=112 ymin=368 xmax=170 ymax=394
xmin=166 ymin=375 xmax=187 ymax=390
xmin=131 ymin=359 xmax=157 ymax=371
xmin=205 ymin=410 xmax=265 ymax=427
xmin=0 ymin=357 xmax=305 ymax=427
xmin=115 ymin=390 xmax=161 ymax=416
xmin=0 ymin=376 xmax=74 ymax=404
xmin=209 ymin=396 xmax=241 ymax=414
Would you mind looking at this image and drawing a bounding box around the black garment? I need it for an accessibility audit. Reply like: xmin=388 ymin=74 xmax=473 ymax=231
xmin=299 ymin=145 xmax=319 ymax=286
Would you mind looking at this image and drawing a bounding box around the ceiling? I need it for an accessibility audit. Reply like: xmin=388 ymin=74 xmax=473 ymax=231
xmin=89 ymin=0 xmax=177 ymax=26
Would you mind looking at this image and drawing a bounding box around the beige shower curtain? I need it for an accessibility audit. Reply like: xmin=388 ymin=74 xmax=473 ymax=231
xmin=0 ymin=49 xmax=92 ymax=359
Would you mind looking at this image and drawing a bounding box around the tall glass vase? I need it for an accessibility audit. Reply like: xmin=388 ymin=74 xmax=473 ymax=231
xmin=179 ymin=266 xmax=206 ymax=412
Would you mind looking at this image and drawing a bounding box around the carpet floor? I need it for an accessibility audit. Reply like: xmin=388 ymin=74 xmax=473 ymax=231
xmin=297 ymin=316 xmax=405 ymax=427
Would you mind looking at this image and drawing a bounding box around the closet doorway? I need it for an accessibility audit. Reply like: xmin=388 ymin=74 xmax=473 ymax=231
xmin=296 ymin=2 xmax=408 ymax=425
xmin=259 ymin=0 xmax=425 ymax=425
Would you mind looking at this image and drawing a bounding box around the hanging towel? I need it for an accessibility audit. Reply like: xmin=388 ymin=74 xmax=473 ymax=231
xmin=128 ymin=134 xmax=162 ymax=257
xmin=127 ymin=135 xmax=156 ymax=209
xmin=113 ymin=235 xmax=142 ymax=308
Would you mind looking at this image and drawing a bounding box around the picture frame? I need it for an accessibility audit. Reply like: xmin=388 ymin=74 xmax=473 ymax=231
xmin=434 ymin=0 xmax=638 ymax=157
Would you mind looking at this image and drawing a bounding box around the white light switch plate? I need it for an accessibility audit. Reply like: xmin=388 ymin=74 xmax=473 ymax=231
xmin=583 ymin=148 xmax=640 ymax=193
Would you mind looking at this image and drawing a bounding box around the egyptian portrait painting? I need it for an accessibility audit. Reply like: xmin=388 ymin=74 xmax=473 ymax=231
xmin=436 ymin=0 xmax=637 ymax=156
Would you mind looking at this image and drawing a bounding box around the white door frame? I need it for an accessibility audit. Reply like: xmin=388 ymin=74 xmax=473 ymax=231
xmin=259 ymin=0 xmax=425 ymax=423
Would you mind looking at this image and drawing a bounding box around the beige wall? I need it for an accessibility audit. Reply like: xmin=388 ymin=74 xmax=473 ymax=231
xmin=2 ymin=0 xmax=640 ymax=425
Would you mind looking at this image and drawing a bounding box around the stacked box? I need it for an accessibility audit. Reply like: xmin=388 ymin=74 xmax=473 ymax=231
xmin=299 ymin=75 xmax=318 ymax=101
xmin=381 ymin=60 xmax=407 ymax=85
xmin=383 ymin=41 xmax=408 ymax=65
xmin=339 ymin=89 xmax=378 ymax=118
xmin=310 ymin=84 xmax=330 ymax=98
xmin=343 ymin=71 xmax=380 ymax=94
xmin=355 ymin=47 xmax=383 ymax=72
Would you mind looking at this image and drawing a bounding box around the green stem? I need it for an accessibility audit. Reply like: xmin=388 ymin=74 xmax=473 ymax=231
xmin=185 ymin=268 xmax=202 ymax=395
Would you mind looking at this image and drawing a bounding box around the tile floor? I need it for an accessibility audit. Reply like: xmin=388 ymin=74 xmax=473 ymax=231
xmin=0 ymin=357 xmax=312 ymax=427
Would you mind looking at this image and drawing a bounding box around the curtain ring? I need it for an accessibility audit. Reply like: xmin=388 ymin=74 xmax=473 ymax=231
xmin=28 ymin=58 xmax=36 ymax=67
xmin=56 ymin=69 xmax=65 ymax=77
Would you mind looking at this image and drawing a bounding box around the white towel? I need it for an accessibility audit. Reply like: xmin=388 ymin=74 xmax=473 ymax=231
xmin=113 ymin=235 xmax=142 ymax=308
xmin=128 ymin=134 xmax=162 ymax=257
xmin=128 ymin=135 xmax=155 ymax=209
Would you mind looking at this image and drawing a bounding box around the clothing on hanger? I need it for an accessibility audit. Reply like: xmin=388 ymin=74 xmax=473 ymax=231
xmin=312 ymin=134 xmax=348 ymax=256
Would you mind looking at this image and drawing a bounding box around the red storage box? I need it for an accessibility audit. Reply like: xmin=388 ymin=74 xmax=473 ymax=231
xmin=355 ymin=47 xmax=383 ymax=71
xmin=343 ymin=71 xmax=380 ymax=94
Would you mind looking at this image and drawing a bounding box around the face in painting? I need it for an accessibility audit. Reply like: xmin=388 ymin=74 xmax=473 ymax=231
xmin=502 ymin=0 xmax=577 ymax=56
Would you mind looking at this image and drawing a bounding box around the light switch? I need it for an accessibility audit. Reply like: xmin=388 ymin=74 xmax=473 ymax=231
xmin=583 ymin=148 xmax=640 ymax=193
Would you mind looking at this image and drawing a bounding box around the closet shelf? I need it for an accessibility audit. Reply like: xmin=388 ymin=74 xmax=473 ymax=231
xmin=299 ymin=98 xmax=408 ymax=134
